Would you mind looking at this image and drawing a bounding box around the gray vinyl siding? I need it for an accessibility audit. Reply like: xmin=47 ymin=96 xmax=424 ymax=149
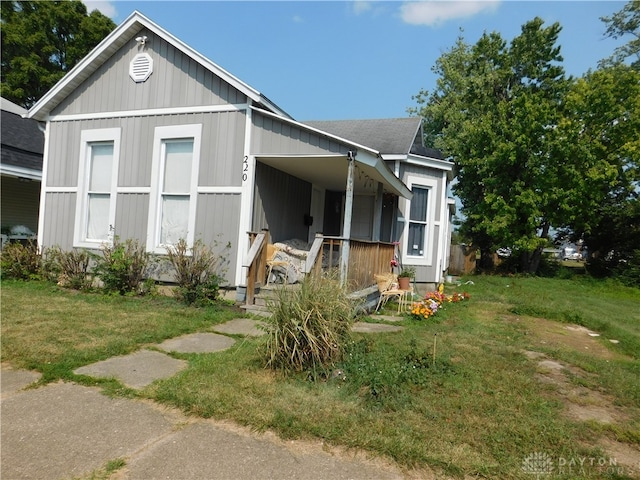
xmin=46 ymin=111 xmax=245 ymax=189
xmin=251 ymin=113 xmax=348 ymax=156
xmin=42 ymin=192 xmax=75 ymax=248
xmin=0 ymin=176 xmax=40 ymax=233
xmin=252 ymin=162 xmax=311 ymax=243
xmin=114 ymin=193 xmax=149 ymax=243
xmin=198 ymin=111 xmax=246 ymax=186
xmin=52 ymin=29 xmax=248 ymax=117
xmin=195 ymin=193 xmax=241 ymax=285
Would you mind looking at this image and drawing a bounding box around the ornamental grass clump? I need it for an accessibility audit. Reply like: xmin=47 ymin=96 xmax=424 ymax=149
xmin=262 ymin=272 xmax=356 ymax=374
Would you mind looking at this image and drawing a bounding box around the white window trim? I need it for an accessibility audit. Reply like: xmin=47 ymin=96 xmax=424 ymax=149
xmin=147 ymin=124 xmax=202 ymax=254
xmin=401 ymin=175 xmax=438 ymax=266
xmin=73 ymin=128 xmax=121 ymax=249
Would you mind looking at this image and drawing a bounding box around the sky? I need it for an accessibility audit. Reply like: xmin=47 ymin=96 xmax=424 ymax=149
xmin=83 ymin=1 xmax=628 ymax=121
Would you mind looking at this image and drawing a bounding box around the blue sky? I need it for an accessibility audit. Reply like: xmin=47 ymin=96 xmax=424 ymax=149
xmin=84 ymin=1 xmax=627 ymax=121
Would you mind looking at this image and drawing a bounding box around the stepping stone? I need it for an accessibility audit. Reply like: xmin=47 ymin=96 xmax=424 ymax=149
xmin=351 ymin=322 xmax=404 ymax=333
xmin=372 ymin=314 xmax=405 ymax=323
xmin=157 ymin=332 xmax=235 ymax=354
xmin=212 ymin=318 xmax=265 ymax=337
xmin=74 ymin=350 xmax=187 ymax=389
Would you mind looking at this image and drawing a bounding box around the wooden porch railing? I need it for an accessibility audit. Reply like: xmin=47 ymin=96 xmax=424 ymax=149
xmin=244 ymin=231 xmax=395 ymax=305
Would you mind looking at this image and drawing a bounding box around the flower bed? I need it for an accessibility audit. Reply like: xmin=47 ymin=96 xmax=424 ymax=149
xmin=410 ymin=289 xmax=470 ymax=320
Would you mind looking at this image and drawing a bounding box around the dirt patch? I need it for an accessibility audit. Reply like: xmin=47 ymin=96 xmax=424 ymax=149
xmin=528 ymin=352 xmax=628 ymax=425
xmin=524 ymin=351 xmax=640 ymax=478
xmin=594 ymin=438 xmax=640 ymax=479
xmin=515 ymin=315 xmax=627 ymax=361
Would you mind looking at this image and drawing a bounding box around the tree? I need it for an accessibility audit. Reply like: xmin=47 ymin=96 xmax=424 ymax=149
xmin=561 ymin=65 xmax=640 ymax=284
xmin=1 ymin=0 xmax=116 ymax=108
xmin=600 ymin=0 xmax=640 ymax=70
xmin=412 ymin=18 xmax=582 ymax=274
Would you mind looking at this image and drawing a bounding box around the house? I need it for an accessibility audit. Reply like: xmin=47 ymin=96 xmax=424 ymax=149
xmin=1 ymin=97 xmax=44 ymax=246
xmin=26 ymin=11 xmax=454 ymax=301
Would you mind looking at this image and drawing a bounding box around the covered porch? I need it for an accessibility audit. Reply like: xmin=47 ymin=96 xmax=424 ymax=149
xmin=242 ymin=149 xmax=411 ymax=306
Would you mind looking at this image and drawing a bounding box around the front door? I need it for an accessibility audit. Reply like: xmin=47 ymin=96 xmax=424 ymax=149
xmin=323 ymin=190 xmax=343 ymax=236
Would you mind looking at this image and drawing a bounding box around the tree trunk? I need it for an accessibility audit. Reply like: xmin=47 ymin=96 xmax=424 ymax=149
xmin=478 ymin=248 xmax=495 ymax=273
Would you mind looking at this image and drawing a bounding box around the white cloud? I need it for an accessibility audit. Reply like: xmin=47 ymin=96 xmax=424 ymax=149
xmin=83 ymin=1 xmax=117 ymax=19
xmin=292 ymin=14 xmax=304 ymax=23
xmin=400 ymin=1 xmax=500 ymax=26
xmin=353 ymin=1 xmax=373 ymax=15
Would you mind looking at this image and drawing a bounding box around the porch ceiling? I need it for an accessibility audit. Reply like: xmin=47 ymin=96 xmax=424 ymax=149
xmin=257 ymin=154 xmax=411 ymax=198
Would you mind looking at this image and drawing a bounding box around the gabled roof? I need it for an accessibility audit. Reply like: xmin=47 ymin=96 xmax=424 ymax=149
xmin=304 ymin=117 xmax=444 ymax=159
xmin=27 ymin=11 xmax=291 ymax=122
xmin=1 ymin=98 xmax=43 ymax=177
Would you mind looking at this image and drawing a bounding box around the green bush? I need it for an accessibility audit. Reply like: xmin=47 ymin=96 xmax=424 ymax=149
xmin=165 ymin=239 xmax=226 ymax=306
xmin=262 ymin=272 xmax=356 ymax=374
xmin=0 ymin=241 xmax=40 ymax=280
xmin=42 ymin=246 xmax=92 ymax=290
xmin=93 ymin=237 xmax=150 ymax=295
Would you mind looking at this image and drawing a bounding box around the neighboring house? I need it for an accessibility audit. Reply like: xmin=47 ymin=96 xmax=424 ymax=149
xmin=26 ymin=11 xmax=453 ymax=300
xmin=1 ymin=97 xmax=44 ymax=244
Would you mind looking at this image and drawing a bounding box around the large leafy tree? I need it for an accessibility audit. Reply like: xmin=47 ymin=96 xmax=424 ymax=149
xmin=1 ymin=0 xmax=116 ymax=108
xmin=412 ymin=18 xmax=585 ymax=273
xmin=600 ymin=0 xmax=640 ymax=70
xmin=562 ymin=65 xmax=640 ymax=283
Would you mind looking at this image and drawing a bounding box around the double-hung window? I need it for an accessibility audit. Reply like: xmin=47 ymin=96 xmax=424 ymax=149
xmin=74 ymin=128 xmax=120 ymax=247
xmin=403 ymin=175 xmax=437 ymax=265
xmin=148 ymin=124 xmax=202 ymax=253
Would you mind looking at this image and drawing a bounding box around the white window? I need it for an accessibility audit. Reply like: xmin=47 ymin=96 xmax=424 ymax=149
xmin=147 ymin=124 xmax=202 ymax=253
xmin=74 ymin=128 xmax=120 ymax=248
xmin=402 ymin=175 xmax=437 ymax=265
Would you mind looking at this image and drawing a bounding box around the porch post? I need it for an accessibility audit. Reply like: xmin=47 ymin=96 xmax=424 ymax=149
xmin=340 ymin=151 xmax=356 ymax=284
xmin=372 ymin=181 xmax=383 ymax=242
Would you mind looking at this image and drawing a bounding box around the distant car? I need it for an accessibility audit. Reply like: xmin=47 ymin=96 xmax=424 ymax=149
xmin=562 ymin=249 xmax=581 ymax=261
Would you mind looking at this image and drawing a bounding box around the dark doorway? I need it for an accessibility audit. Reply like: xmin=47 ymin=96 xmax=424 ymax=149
xmin=323 ymin=190 xmax=343 ymax=236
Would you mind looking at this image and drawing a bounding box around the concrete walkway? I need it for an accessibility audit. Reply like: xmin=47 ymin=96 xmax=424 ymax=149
xmin=1 ymin=317 xmax=419 ymax=480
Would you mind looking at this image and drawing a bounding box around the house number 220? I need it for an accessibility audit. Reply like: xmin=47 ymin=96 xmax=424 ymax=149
xmin=242 ymin=156 xmax=249 ymax=182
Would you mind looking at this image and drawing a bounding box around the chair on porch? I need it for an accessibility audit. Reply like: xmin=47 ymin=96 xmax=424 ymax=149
xmin=266 ymin=244 xmax=291 ymax=286
xmin=374 ymin=273 xmax=407 ymax=313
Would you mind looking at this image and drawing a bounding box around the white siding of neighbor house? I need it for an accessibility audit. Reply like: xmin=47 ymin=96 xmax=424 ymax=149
xmin=0 ymin=176 xmax=41 ymax=233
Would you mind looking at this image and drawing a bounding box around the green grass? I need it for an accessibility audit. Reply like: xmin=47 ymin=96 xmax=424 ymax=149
xmin=2 ymin=277 xmax=639 ymax=479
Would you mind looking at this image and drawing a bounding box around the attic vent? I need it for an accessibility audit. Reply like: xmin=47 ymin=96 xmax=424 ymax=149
xmin=129 ymin=53 xmax=153 ymax=83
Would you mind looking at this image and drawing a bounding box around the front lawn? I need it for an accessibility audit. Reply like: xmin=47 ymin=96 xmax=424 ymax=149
xmin=2 ymin=277 xmax=639 ymax=479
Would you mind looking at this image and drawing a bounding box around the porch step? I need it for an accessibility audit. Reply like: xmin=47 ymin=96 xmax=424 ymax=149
xmin=240 ymin=303 xmax=271 ymax=317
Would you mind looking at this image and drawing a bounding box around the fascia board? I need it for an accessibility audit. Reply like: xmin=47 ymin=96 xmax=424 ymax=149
xmin=405 ymin=153 xmax=453 ymax=171
xmin=27 ymin=11 xmax=291 ymax=121
xmin=1 ymin=165 xmax=43 ymax=181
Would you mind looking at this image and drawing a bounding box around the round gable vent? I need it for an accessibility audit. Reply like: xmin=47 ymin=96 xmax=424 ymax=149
xmin=129 ymin=52 xmax=153 ymax=83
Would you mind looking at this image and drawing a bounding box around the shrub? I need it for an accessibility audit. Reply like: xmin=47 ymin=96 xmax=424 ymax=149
xmin=93 ymin=237 xmax=150 ymax=295
xmin=42 ymin=246 xmax=92 ymax=290
xmin=0 ymin=240 xmax=40 ymax=280
xmin=262 ymin=272 xmax=356 ymax=374
xmin=165 ymin=239 xmax=226 ymax=306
